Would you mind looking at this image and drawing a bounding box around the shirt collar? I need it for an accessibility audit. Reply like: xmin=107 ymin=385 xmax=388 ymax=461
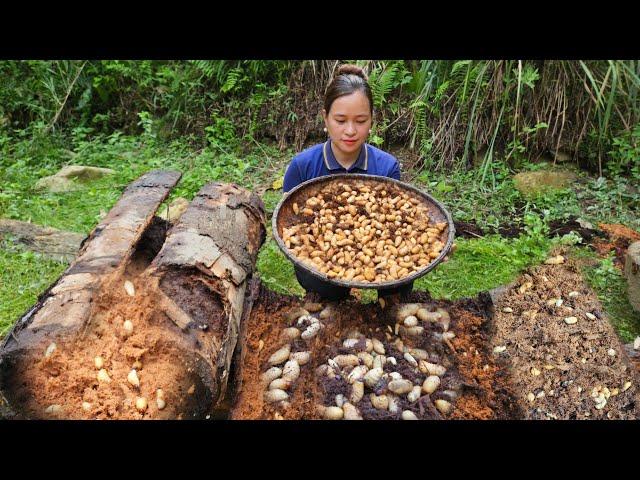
xmin=323 ymin=140 xmax=368 ymax=172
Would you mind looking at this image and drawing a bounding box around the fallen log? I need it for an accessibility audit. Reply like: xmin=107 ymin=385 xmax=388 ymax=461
xmin=0 ymin=178 xmax=266 ymax=419
xmin=0 ymin=170 xmax=181 ymax=418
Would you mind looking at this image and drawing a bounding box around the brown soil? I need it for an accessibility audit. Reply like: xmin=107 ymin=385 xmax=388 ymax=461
xmin=490 ymin=249 xmax=640 ymax=419
xmin=230 ymin=290 xmax=517 ymax=420
xmin=592 ymin=223 xmax=640 ymax=268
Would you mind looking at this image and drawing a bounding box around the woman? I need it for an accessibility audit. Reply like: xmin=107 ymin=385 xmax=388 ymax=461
xmin=283 ymin=64 xmax=413 ymax=301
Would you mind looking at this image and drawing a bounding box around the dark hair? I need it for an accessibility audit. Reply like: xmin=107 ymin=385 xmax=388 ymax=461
xmin=324 ymin=64 xmax=373 ymax=115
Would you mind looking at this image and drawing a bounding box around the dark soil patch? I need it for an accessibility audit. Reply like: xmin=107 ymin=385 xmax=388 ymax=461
xmin=231 ymin=291 xmax=517 ymax=420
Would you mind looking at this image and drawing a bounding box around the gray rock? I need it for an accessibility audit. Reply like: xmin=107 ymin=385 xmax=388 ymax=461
xmin=35 ymin=165 xmax=115 ymax=192
xmin=0 ymin=219 xmax=84 ymax=262
xmin=625 ymin=241 xmax=640 ymax=312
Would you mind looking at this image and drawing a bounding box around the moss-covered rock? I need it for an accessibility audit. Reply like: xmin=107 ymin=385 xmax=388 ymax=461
xmin=513 ymin=170 xmax=577 ymax=197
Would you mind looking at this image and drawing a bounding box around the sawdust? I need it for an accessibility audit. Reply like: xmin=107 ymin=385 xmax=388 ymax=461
xmin=490 ymin=252 xmax=640 ymax=420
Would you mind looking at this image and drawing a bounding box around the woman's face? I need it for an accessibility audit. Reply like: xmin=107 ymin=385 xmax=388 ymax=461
xmin=323 ymin=91 xmax=372 ymax=157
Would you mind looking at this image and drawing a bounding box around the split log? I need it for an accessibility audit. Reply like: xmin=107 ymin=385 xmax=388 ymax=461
xmin=0 ymin=170 xmax=181 ymax=417
xmin=146 ymin=182 xmax=266 ymax=410
xmin=0 ymin=178 xmax=265 ymax=419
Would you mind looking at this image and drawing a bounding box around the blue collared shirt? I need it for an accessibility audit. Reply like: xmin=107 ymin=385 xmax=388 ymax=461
xmin=283 ymin=141 xmax=401 ymax=193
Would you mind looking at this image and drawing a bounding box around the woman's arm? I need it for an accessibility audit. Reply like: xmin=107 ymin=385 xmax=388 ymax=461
xmin=283 ymin=157 xmax=303 ymax=193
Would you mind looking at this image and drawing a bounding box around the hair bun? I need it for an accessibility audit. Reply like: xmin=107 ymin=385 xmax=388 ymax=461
xmin=336 ymin=64 xmax=368 ymax=81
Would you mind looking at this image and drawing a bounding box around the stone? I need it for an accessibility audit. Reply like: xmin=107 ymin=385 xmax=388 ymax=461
xmin=157 ymin=197 xmax=190 ymax=223
xmin=35 ymin=165 xmax=115 ymax=192
xmin=624 ymin=241 xmax=640 ymax=312
xmin=512 ymin=170 xmax=577 ymax=197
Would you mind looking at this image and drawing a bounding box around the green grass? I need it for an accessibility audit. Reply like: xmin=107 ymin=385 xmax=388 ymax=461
xmin=415 ymin=233 xmax=552 ymax=300
xmin=0 ymin=241 xmax=68 ymax=337
xmin=255 ymin=239 xmax=305 ymax=297
xmin=574 ymin=248 xmax=640 ymax=342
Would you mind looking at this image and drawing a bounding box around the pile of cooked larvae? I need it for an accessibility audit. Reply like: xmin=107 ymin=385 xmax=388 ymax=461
xmin=281 ymin=179 xmax=448 ymax=283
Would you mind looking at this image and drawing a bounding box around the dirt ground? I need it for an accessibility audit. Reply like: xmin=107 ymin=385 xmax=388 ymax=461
xmin=490 ymin=249 xmax=640 ymax=419
xmin=592 ymin=223 xmax=640 ymax=268
xmin=230 ymin=287 xmax=519 ymax=420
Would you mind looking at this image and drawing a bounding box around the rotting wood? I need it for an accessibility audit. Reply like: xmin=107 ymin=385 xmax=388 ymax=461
xmin=0 ymin=170 xmax=181 ymax=417
xmin=147 ymin=182 xmax=266 ymax=409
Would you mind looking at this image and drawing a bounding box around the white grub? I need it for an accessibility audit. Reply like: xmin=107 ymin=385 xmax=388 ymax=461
xmin=434 ymin=399 xmax=452 ymax=415
xmin=268 ymin=344 xmax=291 ymax=366
xmin=401 ymin=326 xmax=424 ymax=337
xmin=135 ymin=397 xmax=148 ymax=412
xmin=94 ymin=356 xmax=104 ymax=369
xmin=127 ymin=369 xmax=140 ymax=387
xmin=387 ymin=356 xmax=398 ymax=366
xmin=45 ymin=404 xmax=63 ymax=415
xmin=502 ymin=307 xmax=513 ymax=313
xmin=97 ymin=369 xmax=111 ymax=383
xmin=396 ymin=303 xmax=421 ymax=321
xmin=372 ymin=355 xmax=386 ymax=370
xmin=343 ymin=338 xmax=360 ymax=349
xmin=568 ymin=291 xmax=580 ymax=298
xmin=264 ymin=389 xmax=289 ymax=403
xmin=370 ymin=394 xmax=389 ymax=410
xmin=156 ymin=398 xmax=166 ymax=410
xmin=301 ymin=322 xmax=322 ymax=340
xmin=357 ymin=352 xmax=374 ymax=368
xmin=493 ymin=346 xmax=507 ymax=354
xmin=388 ymin=379 xmax=413 ymax=395
xmin=261 ymin=367 xmax=283 ymax=384
xmin=417 ymin=308 xmax=441 ymax=322
xmin=408 ymin=386 xmax=422 ymax=403
xmin=124 ymin=280 xmax=135 ymax=297
xmin=269 ymin=378 xmax=291 ymax=391
xmin=319 ymin=307 xmax=332 ymax=320
xmin=419 ymin=361 xmax=446 ymax=376
xmin=442 ymin=332 xmax=456 ymax=340
xmin=333 ymin=354 xmax=360 ymax=368
xmin=281 ymin=327 xmax=301 ymax=341
xmin=365 ymin=339 xmax=374 ymax=353
xmin=585 ymin=312 xmax=596 ymax=320
xmin=564 ymin=317 xmax=578 ymax=325
xmin=324 ymin=406 xmax=344 ymax=420
xmin=335 ymin=394 xmax=346 ymax=408
xmin=44 ymin=342 xmax=57 ymax=358
xmin=409 ymin=348 xmax=428 ymax=360
xmin=401 ymin=410 xmax=419 ymax=420
xmin=342 ymin=402 xmax=363 ymax=420
xmin=350 ymin=381 xmax=365 ymax=404
xmin=347 ymin=365 xmax=369 ymax=384
xmin=372 ymin=338 xmax=386 ymax=355
xmin=389 ymin=372 xmax=403 ymax=381
xmin=364 ymin=368 xmax=384 ymax=388
xmin=123 ymin=320 xmax=134 ymax=337
xmin=403 ymin=315 xmax=418 ymax=327
xmin=436 ymin=308 xmax=451 ymax=331
xmin=81 ymin=402 xmax=91 ymax=412
xmin=422 ymin=376 xmax=441 ymax=394
xmin=290 ymin=351 xmax=311 ymax=366
xmin=282 ymin=360 xmax=301 ymax=382
xmin=387 ymin=394 xmax=401 ymax=414
xmin=404 ymin=352 xmax=418 ymax=367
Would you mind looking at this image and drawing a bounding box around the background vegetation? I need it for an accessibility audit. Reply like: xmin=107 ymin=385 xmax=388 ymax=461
xmin=1 ymin=60 xmax=639 ymax=340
